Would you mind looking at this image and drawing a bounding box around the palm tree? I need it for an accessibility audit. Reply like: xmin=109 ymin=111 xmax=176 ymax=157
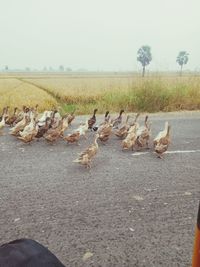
xmin=176 ymin=51 xmax=189 ymax=76
xmin=137 ymin=45 xmax=152 ymax=77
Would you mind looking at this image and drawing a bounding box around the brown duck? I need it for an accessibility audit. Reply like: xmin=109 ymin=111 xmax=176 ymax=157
xmin=136 ymin=115 xmax=151 ymax=149
xmin=122 ymin=123 xmax=139 ymax=151
xmin=18 ymin=120 xmax=38 ymax=144
xmin=112 ymin=109 xmax=124 ymax=129
xmin=88 ymin=109 xmax=98 ymax=129
xmin=98 ymin=122 xmax=113 ymax=143
xmin=35 ymin=117 xmax=51 ymax=139
xmin=63 ymin=131 xmax=80 ymax=145
xmin=6 ymin=107 xmax=18 ymax=126
xmin=73 ymin=134 xmax=99 ymax=168
xmin=44 ymin=119 xmax=63 ymax=143
xmin=10 ymin=113 xmax=29 ymax=136
xmin=154 ymin=122 xmax=171 ymax=158
xmin=67 ymin=111 xmax=75 ymax=125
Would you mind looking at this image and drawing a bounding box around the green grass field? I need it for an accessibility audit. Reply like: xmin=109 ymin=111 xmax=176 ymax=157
xmin=0 ymin=72 xmax=200 ymax=114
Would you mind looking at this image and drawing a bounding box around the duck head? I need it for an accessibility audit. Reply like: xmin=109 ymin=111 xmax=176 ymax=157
xmin=120 ymin=109 xmax=125 ymax=116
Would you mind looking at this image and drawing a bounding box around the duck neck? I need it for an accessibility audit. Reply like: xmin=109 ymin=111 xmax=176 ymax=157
xmin=58 ymin=119 xmax=63 ymax=129
xmin=119 ymin=110 xmax=123 ymax=116
xmin=1 ymin=115 xmax=5 ymax=123
xmin=1 ymin=108 xmax=6 ymax=116
xmin=126 ymin=116 xmax=129 ymax=123
xmin=145 ymin=116 xmax=148 ymax=127
xmin=166 ymin=125 xmax=170 ymax=136
xmin=93 ymin=110 xmax=97 ymax=117
xmin=45 ymin=118 xmax=49 ymax=128
xmin=94 ymin=136 xmax=99 ymax=146
xmin=134 ymin=113 xmax=139 ymax=122
xmin=164 ymin=122 xmax=169 ymax=132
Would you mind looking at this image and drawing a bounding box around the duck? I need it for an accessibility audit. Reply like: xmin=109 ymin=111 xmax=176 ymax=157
xmin=44 ymin=110 xmax=57 ymax=134
xmin=6 ymin=107 xmax=18 ymax=127
xmin=104 ymin=111 xmax=110 ymax=123
xmin=75 ymin=120 xmax=89 ymax=139
xmin=4 ymin=106 xmax=10 ymax=118
xmin=59 ymin=117 xmax=69 ymax=137
xmin=37 ymin=110 xmax=52 ymax=127
xmin=73 ymin=134 xmax=99 ymax=168
xmin=153 ymin=122 xmax=169 ymax=146
xmin=35 ymin=117 xmax=51 ymax=139
xmin=44 ymin=119 xmax=63 ymax=143
xmin=67 ymin=111 xmax=75 ymax=126
xmin=115 ymin=113 xmax=140 ymax=139
xmin=93 ymin=111 xmax=110 ymax=132
xmin=18 ymin=120 xmax=38 ymax=144
xmin=0 ymin=113 xmax=8 ymax=135
xmin=112 ymin=109 xmax=125 ymax=129
xmin=50 ymin=110 xmax=62 ymax=129
xmin=19 ymin=112 xmax=36 ymax=137
xmin=14 ymin=106 xmax=27 ymax=125
xmin=154 ymin=122 xmax=171 ymax=158
xmin=44 ymin=114 xmax=58 ymax=136
xmin=10 ymin=113 xmax=29 ymax=136
xmin=122 ymin=123 xmax=139 ymax=150
xmin=0 ymin=106 xmax=9 ymax=123
xmin=0 ymin=107 xmax=7 ymax=121
xmin=115 ymin=115 xmax=130 ymax=139
xmin=33 ymin=104 xmax=39 ymax=119
xmin=98 ymin=122 xmax=113 ymax=143
xmin=63 ymin=131 xmax=80 ymax=145
xmin=88 ymin=109 xmax=98 ymax=129
xmin=136 ymin=115 xmax=151 ymax=149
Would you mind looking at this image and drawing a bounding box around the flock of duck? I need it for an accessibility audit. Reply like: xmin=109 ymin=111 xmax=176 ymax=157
xmin=0 ymin=106 xmax=171 ymax=168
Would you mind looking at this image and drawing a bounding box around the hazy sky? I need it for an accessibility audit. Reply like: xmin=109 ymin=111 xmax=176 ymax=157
xmin=0 ymin=0 xmax=199 ymax=71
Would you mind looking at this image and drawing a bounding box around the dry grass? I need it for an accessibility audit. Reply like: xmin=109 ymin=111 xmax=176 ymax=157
xmin=0 ymin=78 xmax=57 ymax=112
xmin=1 ymin=74 xmax=200 ymax=114
xmin=24 ymin=76 xmax=132 ymax=103
xmin=25 ymin=75 xmax=200 ymax=114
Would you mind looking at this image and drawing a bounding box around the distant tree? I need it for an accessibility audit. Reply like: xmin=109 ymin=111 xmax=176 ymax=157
xmin=66 ymin=67 xmax=72 ymax=72
xmin=5 ymin=65 xmax=8 ymax=71
xmin=176 ymin=51 xmax=189 ymax=76
xmin=59 ymin=65 xmax=64 ymax=72
xmin=137 ymin=45 xmax=152 ymax=77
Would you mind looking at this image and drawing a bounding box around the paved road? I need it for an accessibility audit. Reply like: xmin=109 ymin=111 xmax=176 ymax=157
xmin=0 ymin=112 xmax=199 ymax=267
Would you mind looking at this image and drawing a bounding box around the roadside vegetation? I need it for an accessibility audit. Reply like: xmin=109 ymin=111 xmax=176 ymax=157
xmin=0 ymin=74 xmax=200 ymax=114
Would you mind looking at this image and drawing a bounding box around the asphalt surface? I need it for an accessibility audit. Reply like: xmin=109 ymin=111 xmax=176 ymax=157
xmin=0 ymin=112 xmax=199 ymax=267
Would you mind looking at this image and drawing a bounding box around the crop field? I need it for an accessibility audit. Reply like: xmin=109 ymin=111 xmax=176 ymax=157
xmin=0 ymin=77 xmax=57 ymax=112
xmin=0 ymin=73 xmax=200 ymax=114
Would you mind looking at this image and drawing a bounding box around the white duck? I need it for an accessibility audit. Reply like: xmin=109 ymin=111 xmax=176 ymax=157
xmin=37 ymin=111 xmax=52 ymax=127
xmin=0 ymin=114 xmax=7 ymax=135
xmin=154 ymin=122 xmax=171 ymax=158
xmin=19 ymin=112 xmax=36 ymax=137
xmin=153 ymin=122 xmax=169 ymax=146
xmin=10 ymin=113 xmax=29 ymax=136
xmin=136 ymin=115 xmax=151 ymax=149
xmin=75 ymin=120 xmax=89 ymax=139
